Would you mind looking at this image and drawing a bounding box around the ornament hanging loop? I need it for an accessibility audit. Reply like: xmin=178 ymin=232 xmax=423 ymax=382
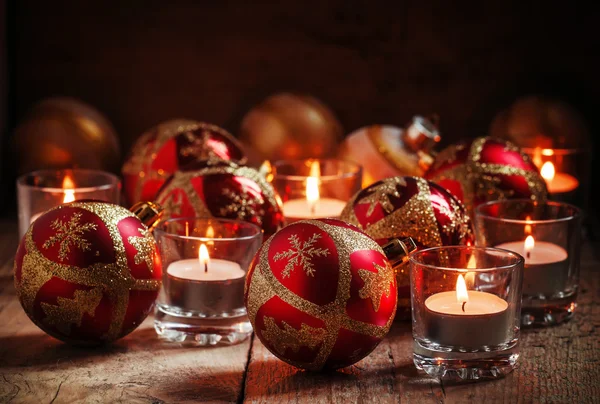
xmin=130 ymin=201 xmax=164 ymax=231
xmin=382 ymin=237 xmax=417 ymax=268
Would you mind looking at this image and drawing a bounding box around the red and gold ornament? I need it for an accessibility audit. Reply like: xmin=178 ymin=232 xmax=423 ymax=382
xmin=122 ymin=120 xmax=246 ymax=205
xmin=340 ymin=176 xmax=473 ymax=316
xmin=245 ymin=219 xmax=409 ymax=370
xmin=155 ymin=160 xmax=285 ymax=238
xmin=425 ymin=136 xmax=547 ymax=214
xmin=14 ymin=201 xmax=163 ymax=345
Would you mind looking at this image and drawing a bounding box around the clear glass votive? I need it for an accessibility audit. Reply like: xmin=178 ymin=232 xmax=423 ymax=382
xmin=524 ymin=147 xmax=590 ymax=209
xmin=17 ymin=168 xmax=121 ymax=238
xmin=475 ymin=199 xmax=581 ymax=326
xmin=411 ymin=246 xmax=523 ymax=381
xmin=154 ymin=217 xmax=262 ymax=346
xmin=269 ymin=158 xmax=362 ymax=223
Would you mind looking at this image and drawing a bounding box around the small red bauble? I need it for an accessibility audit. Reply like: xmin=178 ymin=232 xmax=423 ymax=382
xmin=14 ymin=201 xmax=162 ymax=345
xmin=339 ymin=176 xmax=473 ymax=315
xmin=245 ymin=219 xmax=397 ymax=371
xmin=425 ymin=136 xmax=547 ymax=215
xmin=122 ymin=120 xmax=246 ymax=204
xmin=155 ymin=160 xmax=285 ymax=238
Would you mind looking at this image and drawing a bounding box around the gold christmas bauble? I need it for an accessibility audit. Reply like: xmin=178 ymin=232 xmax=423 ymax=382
xmin=239 ymin=93 xmax=343 ymax=163
xmin=12 ymin=97 xmax=121 ymax=174
xmin=489 ymin=95 xmax=590 ymax=149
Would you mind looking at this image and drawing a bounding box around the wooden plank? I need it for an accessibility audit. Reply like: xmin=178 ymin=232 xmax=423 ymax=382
xmin=0 ymin=226 xmax=251 ymax=404
xmin=243 ymin=243 xmax=600 ymax=403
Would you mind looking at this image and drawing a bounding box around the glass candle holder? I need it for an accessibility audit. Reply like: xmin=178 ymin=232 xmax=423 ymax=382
xmin=475 ymin=200 xmax=581 ymax=326
xmin=17 ymin=168 xmax=121 ymax=238
xmin=411 ymin=246 xmax=523 ymax=381
xmin=269 ymin=158 xmax=362 ymax=223
xmin=154 ymin=218 xmax=262 ymax=346
xmin=524 ymin=147 xmax=590 ymax=209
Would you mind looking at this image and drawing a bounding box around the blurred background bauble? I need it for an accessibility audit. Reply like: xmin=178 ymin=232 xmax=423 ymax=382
xmin=12 ymin=97 xmax=121 ymax=175
xmin=239 ymin=93 xmax=343 ymax=164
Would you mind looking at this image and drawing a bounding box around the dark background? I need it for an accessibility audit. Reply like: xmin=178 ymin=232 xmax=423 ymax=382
xmin=1 ymin=1 xmax=599 ymax=216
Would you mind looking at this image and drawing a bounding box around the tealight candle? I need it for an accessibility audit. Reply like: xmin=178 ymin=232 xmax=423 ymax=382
xmin=17 ymin=169 xmax=121 ymax=238
xmin=280 ymin=161 xmax=347 ymax=221
xmin=496 ymin=235 xmax=568 ymax=297
xmin=166 ymin=244 xmax=246 ymax=313
xmin=540 ymin=161 xmax=579 ymax=195
xmin=154 ymin=218 xmax=262 ymax=345
xmin=424 ymin=274 xmax=510 ymax=347
xmin=410 ymin=246 xmax=523 ymax=381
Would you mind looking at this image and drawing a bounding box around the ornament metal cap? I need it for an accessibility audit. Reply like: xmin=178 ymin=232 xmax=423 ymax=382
xmin=129 ymin=201 xmax=164 ymax=231
xmin=402 ymin=115 xmax=441 ymax=153
xmin=382 ymin=237 xmax=417 ymax=268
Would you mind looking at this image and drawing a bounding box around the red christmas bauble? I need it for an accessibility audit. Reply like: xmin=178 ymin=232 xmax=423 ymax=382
xmin=425 ymin=136 xmax=547 ymax=215
xmin=155 ymin=160 xmax=285 ymax=238
xmin=14 ymin=201 xmax=162 ymax=345
xmin=122 ymin=120 xmax=246 ymax=205
xmin=245 ymin=219 xmax=397 ymax=370
xmin=339 ymin=176 xmax=473 ymax=316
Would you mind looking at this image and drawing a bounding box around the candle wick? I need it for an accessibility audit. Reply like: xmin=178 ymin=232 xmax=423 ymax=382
xmin=310 ymin=202 xmax=316 ymax=215
xmin=204 ymin=262 xmax=208 ymax=273
xmin=526 ymin=251 xmax=531 ymax=260
xmin=462 ymin=301 xmax=466 ymax=312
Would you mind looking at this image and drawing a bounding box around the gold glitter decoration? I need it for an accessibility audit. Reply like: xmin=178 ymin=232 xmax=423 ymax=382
xmin=162 ymin=192 xmax=183 ymax=217
xmin=42 ymin=212 xmax=98 ymax=261
xmin=156 ymin=162 xmax=282 ymax=227
xmin=356 ymin=176 xmax=407 ymax=216
xmin=122 ymin=120 xmax=246 ymax=202
xmin=273 ymin=233 xmax=330 ymax=278
xmin=40 ymin=288 xmax=103 ymax=335
xmin=342 ymin=177 xmax=444 ymax=248
xmin=16 ymin=201 xmax=162 ymax=343
xmin=219 ymin=187 xmax=265 ymax=225
xmin=127 ymin=227 xmax=155 ymax=273
xmin=247 ymin=219 xmax=396 ymax=370
xmin=358 ymin=262 xmax=394 ymax=312
xmin=261 ymin=316 xmax=327 ymax=356
xmin=428 ymin=137 xmax=547 ymax=214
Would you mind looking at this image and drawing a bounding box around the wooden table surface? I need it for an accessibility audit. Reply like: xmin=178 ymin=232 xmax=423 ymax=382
xmin=1 ymin=220 xmax=598 ymax=404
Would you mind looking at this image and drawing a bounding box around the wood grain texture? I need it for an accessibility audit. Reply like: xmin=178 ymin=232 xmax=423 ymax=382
xmin=0 ymin=221 xmax=251 ymax=404
xmin=242 ymin=243 xmax=600 ymax=404
xmin=0 ymin=223 xmax=598 ymax=403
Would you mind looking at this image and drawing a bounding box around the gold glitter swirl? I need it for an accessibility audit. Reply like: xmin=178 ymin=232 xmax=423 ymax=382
xmin=261 ymin=316 xmax=327 ymax=356
xmin=358 ymin=262 xmax=395 ymax=312
xmin=428 ymin=137 xmax=548 ymax=214
xmin=247 ymin=220 xmax=396 ymax=370
xmin=127 ymin=227 xmax=155 ymax=274
xmin=40 ymin=288 xmax=103 ymax=335
xmin=16 ymin=201 xmax=161 ymax=343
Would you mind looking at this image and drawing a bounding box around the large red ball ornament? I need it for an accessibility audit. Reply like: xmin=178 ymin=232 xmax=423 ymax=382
xmin=339 ymin=176 xmax=473 ymax=316
xmin=425 ymin=136 xmax=547 ymax=215
xmin=245 ymin=219 xmax=397 ymax=371
xmin=14 ymin=201 xmax=162 ymax=345
xmin=155 ymin=161 xmax=285 ymax=238
xmin=122 ymin=120 xmax=246 ymax=205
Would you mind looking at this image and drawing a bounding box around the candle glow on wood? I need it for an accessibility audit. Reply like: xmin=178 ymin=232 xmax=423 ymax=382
xmin=62 ymin=175 xmax=75 ymax=203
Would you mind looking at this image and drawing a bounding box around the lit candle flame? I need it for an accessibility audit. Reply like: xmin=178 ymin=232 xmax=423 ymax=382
xmin=62 ymin=175 xmax=75 ymax=203
xmin=540 ymin=161 xmax=555 ymax=182
xmin=524 ymin=235 xmax=534 ymax=260
xmin=465 ymin=255 xmax=476 ymax=288
xmin=205 ymin=225 xmax=215 ymax=246
xmin=456 ymin=274 xmax=469 ymax=312
xmin=199 ymin=244 xmax=210 ymax=273
xmin=524 ymin=215 xmax=532 ymax=236
xmin=306 ymin=161 xmax=320 ymax=214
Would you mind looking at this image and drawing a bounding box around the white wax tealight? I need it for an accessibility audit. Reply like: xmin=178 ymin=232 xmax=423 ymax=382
xmin=496 ymin=237 xmax=568 ymax=297
xmin=424 ymin=275 xmax=510 ymax=347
